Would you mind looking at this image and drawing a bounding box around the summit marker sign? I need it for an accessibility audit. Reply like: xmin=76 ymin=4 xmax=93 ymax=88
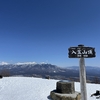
xmin=69 ymin=46 xmax=95 ymax=58
xmin=68 ymin=44 xmax=96 ymax=100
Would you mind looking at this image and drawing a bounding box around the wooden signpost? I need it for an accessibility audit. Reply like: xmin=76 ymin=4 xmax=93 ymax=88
xmin=68 ymin=44 xmax=96 ymax=100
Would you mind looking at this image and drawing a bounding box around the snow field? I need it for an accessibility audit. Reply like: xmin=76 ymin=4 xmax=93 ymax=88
xmin=0 ymin=77 xmax=100 ymax=100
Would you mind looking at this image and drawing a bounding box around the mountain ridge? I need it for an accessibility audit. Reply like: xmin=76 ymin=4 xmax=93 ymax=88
xmin=0 ymin=63 xmax=100 ymax=82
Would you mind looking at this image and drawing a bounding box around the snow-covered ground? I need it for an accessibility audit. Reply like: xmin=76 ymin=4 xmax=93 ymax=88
xmin=0 ymin=77 xmax=100 ymax=100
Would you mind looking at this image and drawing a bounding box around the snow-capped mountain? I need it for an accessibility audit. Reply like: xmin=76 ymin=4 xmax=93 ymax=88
xmin=0 ymin=63 xmax=79 ymax=80
xmin=0 ymin=63 xmax=100 ymax=82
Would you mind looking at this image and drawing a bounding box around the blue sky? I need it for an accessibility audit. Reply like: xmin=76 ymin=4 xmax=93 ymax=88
xmin=0 ymin=0 xmax=100 ymax=67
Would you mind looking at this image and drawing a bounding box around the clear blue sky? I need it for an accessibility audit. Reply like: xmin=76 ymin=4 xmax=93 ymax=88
xmin=0 ymin=0 xmax=100 ymax=67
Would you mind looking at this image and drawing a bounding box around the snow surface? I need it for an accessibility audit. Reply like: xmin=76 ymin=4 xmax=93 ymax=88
xmin=0 ymin=77 xmax=100 ymax=100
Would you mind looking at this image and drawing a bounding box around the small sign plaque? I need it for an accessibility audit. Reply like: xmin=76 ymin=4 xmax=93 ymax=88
xmin=68 ymin=46 xmax=95 ymax=58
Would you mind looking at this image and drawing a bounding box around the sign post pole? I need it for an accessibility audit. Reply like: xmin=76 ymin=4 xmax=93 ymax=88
xmin=78 ymin=44 xmax=87 ymax=100
xmin=79 ymin=57 xmax=87 ymax=100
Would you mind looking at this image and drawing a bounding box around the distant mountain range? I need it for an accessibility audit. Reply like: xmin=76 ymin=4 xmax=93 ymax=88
xmin=0 ymin=63 xmax=100 ymax=81
xmin=66 ymin=66 xmax=100 ymax=76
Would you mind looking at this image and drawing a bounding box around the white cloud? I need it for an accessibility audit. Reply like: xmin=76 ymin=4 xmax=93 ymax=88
xmin=40 ymin=62 xmax=47 ymax=64
xmin=15 ymin=62 xmax=37 ymax=65
xmin=0 ymin=61 xmax=9 ymax=65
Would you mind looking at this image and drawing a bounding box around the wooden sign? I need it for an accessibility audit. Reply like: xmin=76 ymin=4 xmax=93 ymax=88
xmin=68 ymin=47 xmax=95 ymax=58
